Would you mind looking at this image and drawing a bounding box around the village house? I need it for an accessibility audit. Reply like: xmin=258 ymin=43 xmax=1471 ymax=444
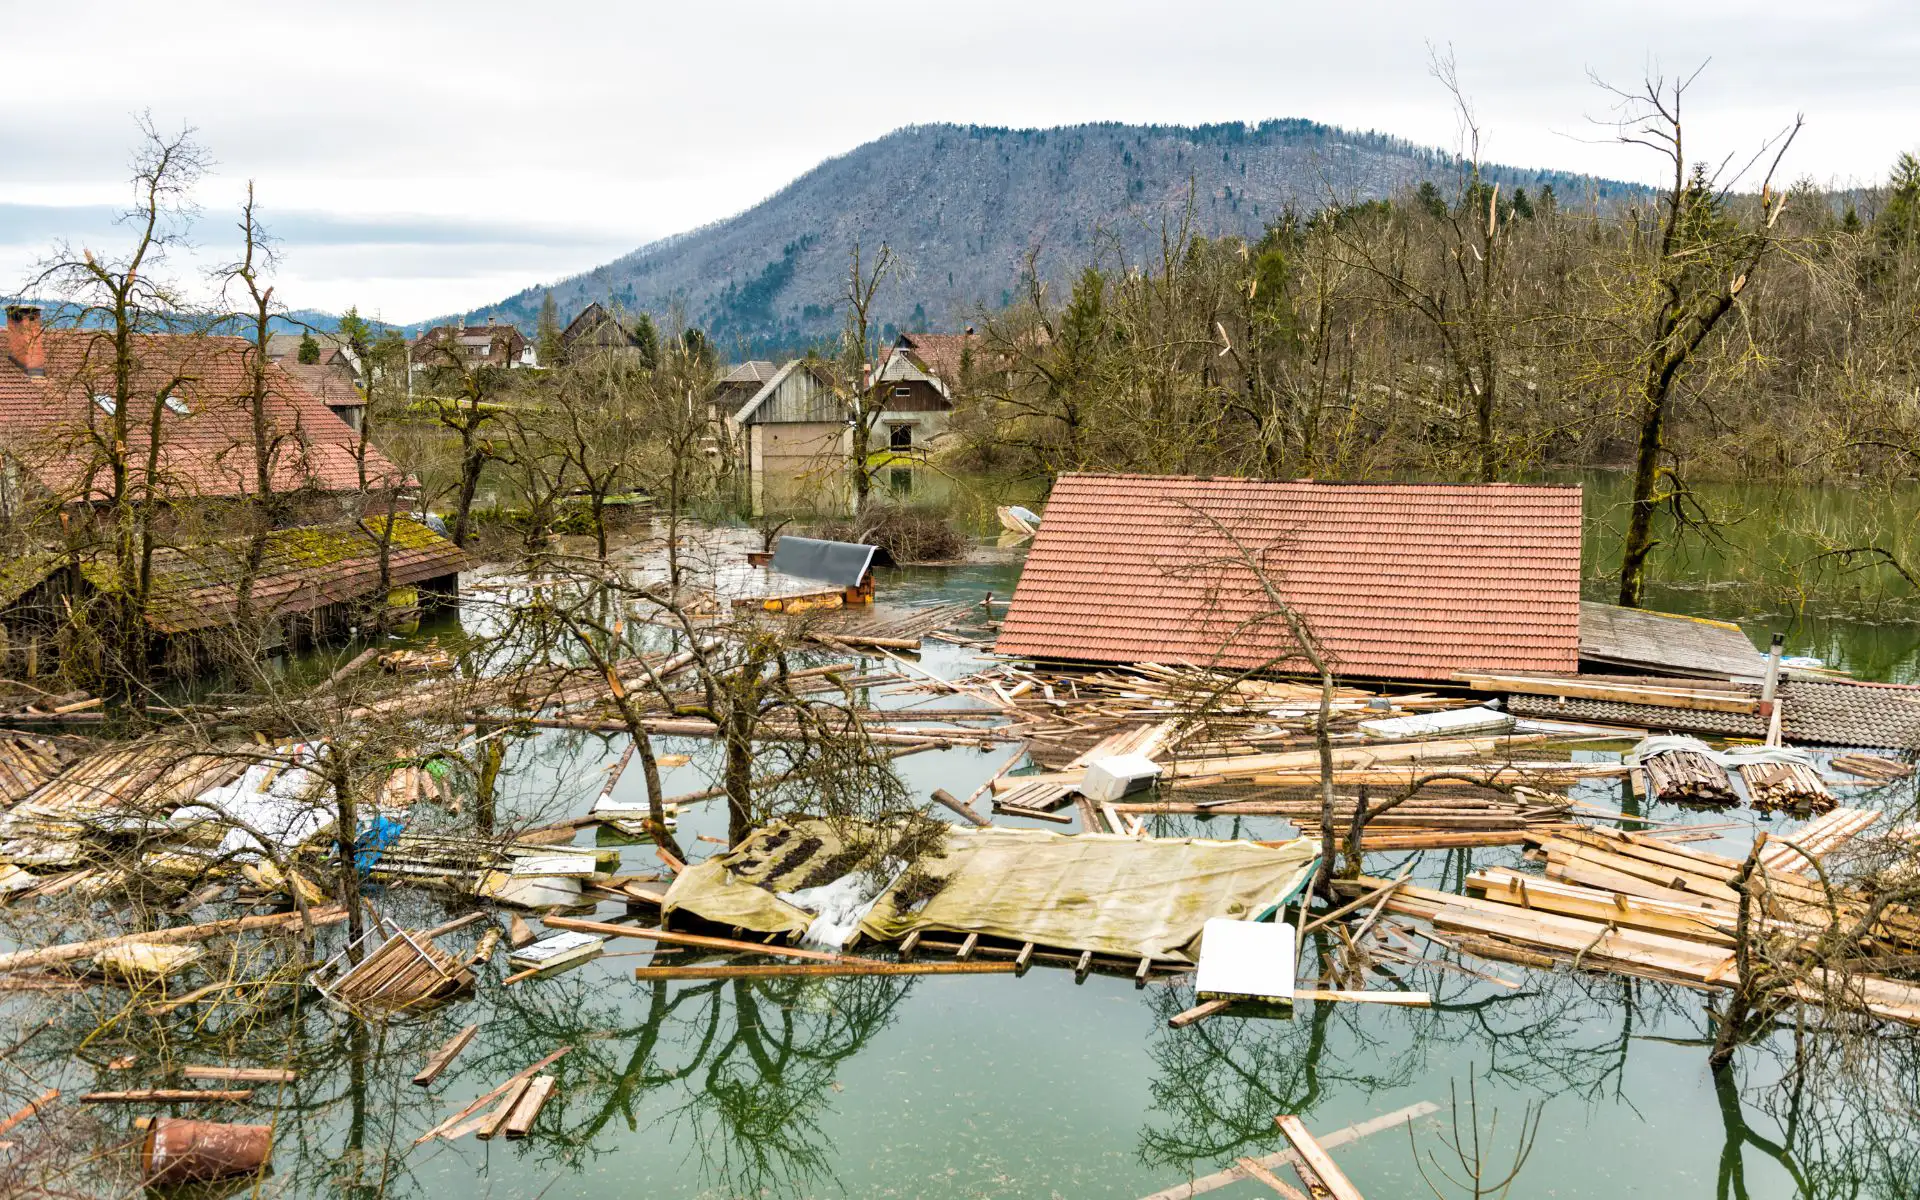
xmin=559 ymin=302 xmax=651 ymax=362
xmin=712 ymin=360 xmax=779 ymax=421
xmin=0 ymin=306 xmax=405 ymax=523
xmin=267 ymin=332 xmax=365 ymax=431
xmin=728 ymin=360 xmax=848 ymax=514
xmin=409 ymin=317 xmax=527 ymax=372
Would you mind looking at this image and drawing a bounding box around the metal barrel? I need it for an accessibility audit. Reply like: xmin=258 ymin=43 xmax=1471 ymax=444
xmin=139 ymin=1118 xmax=272 ymax=1185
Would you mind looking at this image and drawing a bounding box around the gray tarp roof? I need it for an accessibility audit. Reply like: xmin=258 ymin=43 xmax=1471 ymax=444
xmin=771 ymin=536 xmax=877 ymax=588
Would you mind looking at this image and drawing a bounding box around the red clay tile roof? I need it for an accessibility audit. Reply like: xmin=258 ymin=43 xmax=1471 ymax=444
xmin=895 ymin=332 xmax=976 ymax=385
xmin=996 ymin=474 xmax=1583 ymax=683
xmin=0 ymin=330 xmax=400 ymax=501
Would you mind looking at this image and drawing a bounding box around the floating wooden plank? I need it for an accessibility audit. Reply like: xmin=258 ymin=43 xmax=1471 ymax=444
xmin=1168 ymin=998 xmax=1234 ymax=1028
xmin=82 ymin=1089 xmax=251 ymax=1103
xmin=182 ymin=1067 xmax=296 ymax=1085
xmin=1137 ymin=1103 xmax=1440 ymax=1200
xmin=634 ymin=961 xmax=1017 ymax=980
xmin=415 ymin=1047 xmax=573 ymax=1145
xmin=1275 ymin=1115 xmax=1367 ymax=1200
xmin=1293 ymin=990 xmax=1430 ymax=1007
xmin=503 ymin=1076 xmax=556 ymax=1139
xmin=413 ymin=1024 xmax=479 ymax=1088
xmin=1236 ymin=1157 xmax=1311 ymax=1199
xmin=475 ymin=1078 xmax=531 ymax=1141
xmin=0 ymin=906 xmax=347 ymax=975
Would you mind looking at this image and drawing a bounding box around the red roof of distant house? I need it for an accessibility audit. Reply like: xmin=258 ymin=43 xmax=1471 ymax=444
xmin=996 ymin=474 xmax=1583 ymax=682
xmin=895 ymin=331 xmax=976 ymax=385
xmin=0 ymin=328 xmax=401 ymax=501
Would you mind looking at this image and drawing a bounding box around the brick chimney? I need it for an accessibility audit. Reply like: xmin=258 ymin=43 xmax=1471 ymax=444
xmin=5 ymin=306 xmax=45 ymax=377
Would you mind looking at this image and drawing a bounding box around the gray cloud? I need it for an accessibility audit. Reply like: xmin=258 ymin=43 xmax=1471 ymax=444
xmin=3 ymin=0 xmax=1913 ymax=319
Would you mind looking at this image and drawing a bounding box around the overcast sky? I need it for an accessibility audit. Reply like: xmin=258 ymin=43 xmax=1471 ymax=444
xmin=3 ymin=0 xmax=1913 ymax=323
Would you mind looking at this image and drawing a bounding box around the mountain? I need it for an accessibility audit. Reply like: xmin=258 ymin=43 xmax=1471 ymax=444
xmin=462 ymin=120 xmax=1640 ymax=356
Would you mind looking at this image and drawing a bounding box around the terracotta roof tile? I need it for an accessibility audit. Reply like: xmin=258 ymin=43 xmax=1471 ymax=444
xmin=0 ymin=330 xmax=400 ymax=501
xmin=996 ymin=474 xmax=1583 ymax=683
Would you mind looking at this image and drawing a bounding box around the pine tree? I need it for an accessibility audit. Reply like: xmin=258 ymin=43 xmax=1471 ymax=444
xmin=297 ymin=331 xmax=321 ymax=364
xmin=536 ymin=291 xmax=563 ymax=367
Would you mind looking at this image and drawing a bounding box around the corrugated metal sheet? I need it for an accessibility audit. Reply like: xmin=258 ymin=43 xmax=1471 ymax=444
xmin=995 ymin=474 xmax=1583 ymax=683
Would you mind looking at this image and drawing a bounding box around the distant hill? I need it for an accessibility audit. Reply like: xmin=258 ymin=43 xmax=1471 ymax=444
xmin=458 ymin=119 xmax=1641 ymax=357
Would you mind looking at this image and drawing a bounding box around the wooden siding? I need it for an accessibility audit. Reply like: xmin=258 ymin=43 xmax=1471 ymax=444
xmin=745 ymin=365 xmax=843 ymax=425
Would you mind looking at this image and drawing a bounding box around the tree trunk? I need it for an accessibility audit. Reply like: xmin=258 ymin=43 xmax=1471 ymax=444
xmin=1617 ymin=380 xmax=1670 ymax=608
xmin=330 ymin=760 xmax=365 ymax=964
xmin=724 ymin=710 xmax=754 ymax=847
xmin=633 ymin=733 xmax=684 ymax=861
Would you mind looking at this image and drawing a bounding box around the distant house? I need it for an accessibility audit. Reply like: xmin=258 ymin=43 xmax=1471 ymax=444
xmin=869 ymin=348 xmax=953 ymax=452
xmin=0 ymin=306 xmax=405 ymax=522
xmin=410 ymin=318 xmax=527 ymax=371
xmin=713 ymin=360 xmax=780 ymax=421
xmin=892 ymin=329 xmax=979 ymax=392
xmin=728 ymin=361 xmax=849 ymax=514
xmin=265 ymin=335 xmax=365 ymax=432
xmin=559 ymin=302 xmax=650 ymax=361
xmin=997 ymin=474 xmax=1583 ymax=684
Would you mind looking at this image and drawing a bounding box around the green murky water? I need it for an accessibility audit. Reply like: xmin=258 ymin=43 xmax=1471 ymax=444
xmin=8 ymin=477 xmax=1920 ymax=1198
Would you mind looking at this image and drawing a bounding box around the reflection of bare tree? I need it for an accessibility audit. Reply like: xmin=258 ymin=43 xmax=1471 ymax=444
xmin=472 ymin=958 xmax=912 ymax=1198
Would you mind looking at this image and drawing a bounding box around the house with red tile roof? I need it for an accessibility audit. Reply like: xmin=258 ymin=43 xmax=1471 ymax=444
xmin=0 ymin=306 xmax=402 ymax=516
xmin=409 ymin=318 xmax=527 ymax=370
xmin=996 ymin=473 xmax=1583 ymax=684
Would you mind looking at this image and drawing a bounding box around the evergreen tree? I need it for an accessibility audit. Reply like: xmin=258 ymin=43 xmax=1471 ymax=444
xmin=630 ymin=311 xmax=660 ymax=369
xmin=1416 ymin=180 xmax=1447 ymax=220
xmin=1510 ymin=187 xmax=1534 ymax=220
xmin=297 ymin=331 xmax=321 ymax=364
xmin=536 ymin=290 xmax=563 ymax=367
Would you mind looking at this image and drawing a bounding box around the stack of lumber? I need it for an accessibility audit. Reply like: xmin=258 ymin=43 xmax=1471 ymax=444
xmin=1740 ymin=759 xmax=1834 ymax=813
xmin=324 ymin=928 xmax=474 ymax=1012
xmin=1337 ymin=844 xmax=1920 ymax=1026
xmin=798 ymin=600 xmax=980 ymax=649
xmin=1112 ymin=787 xmax=1568 ymax=832
xmin=1756 ymin=807 xmax=1879 ymax=875
xmin=1829 ymin=753 xmax=1913 ymax=782
xmin=1641 ymin=745 xmax=1738 ymax=804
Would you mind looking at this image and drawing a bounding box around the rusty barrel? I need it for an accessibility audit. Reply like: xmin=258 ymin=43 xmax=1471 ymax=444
xmin=139 ymin=1118 xmax=272 ymax=1185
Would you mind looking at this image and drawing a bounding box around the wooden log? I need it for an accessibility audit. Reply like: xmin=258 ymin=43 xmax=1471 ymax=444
xmin=634 ymin=960 xmax=1017 ymax=980
xmin=1458 ymin=673 xmax=1759 ymax=714
xmin=1276 ymin=1115 xmax=1367 ymax=1200
xmin=413 ymin=1024 xmax=479 ymax=1088
xmin=81 ymin=1090 xmax=251 ymax=1103
xmin=0 ymin=1089 xmax=57 ymax=1138
xmin=930 ymin=787 xmax=991 ymax=828
xmin=415 ymin=1047 xmax=573 ymax=1145
xmin=503 ymin=1076 xmax=556 ymax=1139
xmin=541 ymin=916 xmax=845 ymax=963
xmin=0 ymin=906 xmax=346 ymax=975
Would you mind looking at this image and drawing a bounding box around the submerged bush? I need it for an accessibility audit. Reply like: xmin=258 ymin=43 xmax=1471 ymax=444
xmin=816 ymin=505 xmax=966 ymax=564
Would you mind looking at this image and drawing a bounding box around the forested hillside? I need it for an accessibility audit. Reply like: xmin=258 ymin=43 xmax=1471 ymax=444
xmin=467 ymin=120 xmax=1634 ymax=354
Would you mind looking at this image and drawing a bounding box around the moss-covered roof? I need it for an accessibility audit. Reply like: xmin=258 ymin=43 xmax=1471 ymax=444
xmin=77 ymin=517 xmax=466 ymax=634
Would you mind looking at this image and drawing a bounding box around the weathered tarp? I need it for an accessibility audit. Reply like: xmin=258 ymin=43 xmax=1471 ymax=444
xmin=663 ymin=819 xmax=1318 ymax=963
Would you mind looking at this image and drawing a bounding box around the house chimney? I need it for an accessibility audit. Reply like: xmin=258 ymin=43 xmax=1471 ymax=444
xmin=965 ymin=324 xmax=975 ymax=336
xmin=487 ymin=315 xmax=496 ymax=328
xmin=5 ymin=306 xmax=45 ymax=377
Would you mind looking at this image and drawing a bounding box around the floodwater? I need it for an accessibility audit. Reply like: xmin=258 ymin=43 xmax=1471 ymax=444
xmin=7 ymin=476 xmax=1920 ymax=1198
